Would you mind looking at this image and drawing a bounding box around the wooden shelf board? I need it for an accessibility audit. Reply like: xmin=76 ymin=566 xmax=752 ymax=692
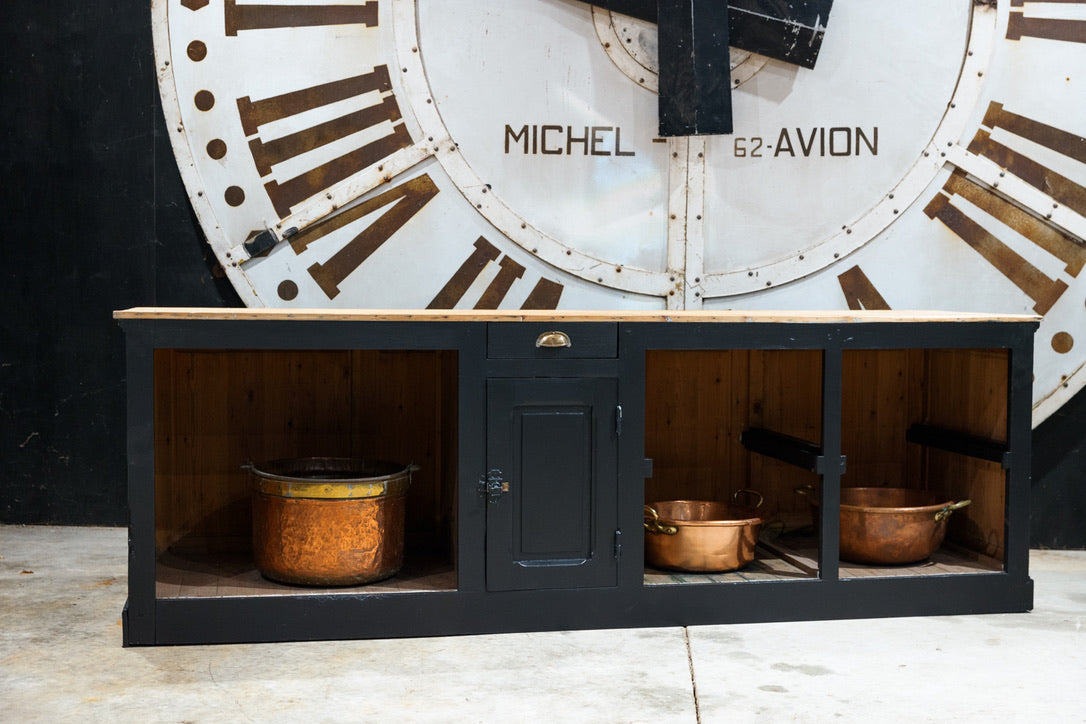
xmin=643 ymin=543 xmax=815 ymax=585
xmin=759 ymin=534 xmax=1004 ymax=579
xmin=155 ymin=549 xmax=456 ymax=599
xmin=115 ymin=307 xmax=1039 ymax=324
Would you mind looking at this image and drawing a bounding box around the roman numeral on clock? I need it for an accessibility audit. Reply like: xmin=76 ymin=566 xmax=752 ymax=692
xmin=285 ymin=175 xmax=565 ymax=308
xmin=224 ymin=0 xmax=378 ymax=36
xmin=837 ymin=265 xmax=890 ymax=311
xmin=294 ymin=174 xmax=439 ymax=299
xmin=237 ymin=65 xmax=413 ymax=218
xmin=928 ymin=102 xmax=1086 ymax=315
xmin=1006 ymin=0 xmax=1086 ymax=44
xmin=427 ymin=237 xmax=564 ymax=309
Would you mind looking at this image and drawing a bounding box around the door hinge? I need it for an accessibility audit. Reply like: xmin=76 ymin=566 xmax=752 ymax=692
xmin=478 ymin=469 xmax=509 ymax=504
xmin=614 ymin=529 xmax=623 ymax=559
xmin=616 ymin=404 xmax=623 ymax=438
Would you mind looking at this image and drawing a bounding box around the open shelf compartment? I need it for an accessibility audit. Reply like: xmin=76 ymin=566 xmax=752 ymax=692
xmin=152 ymin=348 xmax=459 ymax=599
xmin=835 ymin=347 xmax=1009 ymax=578
xmin=643 ymin=348 xmax=824 ymax=585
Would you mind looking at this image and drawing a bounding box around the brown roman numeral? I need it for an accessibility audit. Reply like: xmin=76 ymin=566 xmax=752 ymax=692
xmin=1007 ymin=1 xmax=1086 ymax=44
xmin=925 ymin=102 xmax=1085 ymax=315
xmin=237 ymin=66 xmax=413 ymax=218
xmin=426 ymin=237 xmax=564 ymax=310
xmin=925 ymin=188 xmax=1068 ymax=315
xmin=299 ymin=174 xmax=440 ymax=299
xmin=225 ymin=1 xmax=377 ymax=36
xmin=837 ymin=265 xmax=890 ymax=311
xmin=520 ymin=279 xmax=565 ymax=309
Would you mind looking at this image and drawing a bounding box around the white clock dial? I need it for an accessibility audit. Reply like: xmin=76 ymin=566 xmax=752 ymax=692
xmin=154 ymin=0 xmax=1086 ymax=424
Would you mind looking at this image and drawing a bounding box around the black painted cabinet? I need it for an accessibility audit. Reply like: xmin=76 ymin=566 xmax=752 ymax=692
xmin=485 ymin=377 xmax=619 ymax=591
xmin=115 ymin=309 xmax=1038 ymax=646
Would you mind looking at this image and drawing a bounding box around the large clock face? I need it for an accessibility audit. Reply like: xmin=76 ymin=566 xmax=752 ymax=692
xmin=154 ymin=0 xmax=1086 ymax=425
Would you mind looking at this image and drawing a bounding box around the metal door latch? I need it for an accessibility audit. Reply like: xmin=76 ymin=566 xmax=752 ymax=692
xmin=478 ymin=469 xmax=510 ymax=504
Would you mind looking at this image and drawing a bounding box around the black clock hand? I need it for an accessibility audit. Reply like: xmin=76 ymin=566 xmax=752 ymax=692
xmin=591 ymin=0 xmax=833 ymax=68
xmin=658 ymin=0 xmax=732 ymax=136
xmin=729 ymin=0 xmax=833 ymax=69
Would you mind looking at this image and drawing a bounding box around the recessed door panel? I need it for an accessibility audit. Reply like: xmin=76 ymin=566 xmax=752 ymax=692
xmin=486 ymin=378 xmax=619 ymax=591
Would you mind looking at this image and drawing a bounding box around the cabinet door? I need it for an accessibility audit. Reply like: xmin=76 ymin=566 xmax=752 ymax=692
xmin=486 ymin=377 xmax=619 ymax=592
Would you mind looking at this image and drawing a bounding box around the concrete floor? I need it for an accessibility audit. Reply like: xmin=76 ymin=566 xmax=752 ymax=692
xmin=1 ymin=525 xmax=1083 ymax=723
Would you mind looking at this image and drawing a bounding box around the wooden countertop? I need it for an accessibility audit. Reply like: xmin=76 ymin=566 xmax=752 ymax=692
xmin=114 ymin=307 xmax=1040 ymax=324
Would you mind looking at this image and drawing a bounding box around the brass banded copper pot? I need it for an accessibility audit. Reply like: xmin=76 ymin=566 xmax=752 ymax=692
xmin=246 ymin=457 xmax=417 ymax=586
xmin=797 ymin=486 xmax=971 ymax=565
xmin=643 ymin=490 xmax=765 ymax=572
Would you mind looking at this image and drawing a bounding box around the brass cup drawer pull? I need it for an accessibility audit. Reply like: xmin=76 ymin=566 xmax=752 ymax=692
xmin=535 ymin=330 xmax=572 ymax=348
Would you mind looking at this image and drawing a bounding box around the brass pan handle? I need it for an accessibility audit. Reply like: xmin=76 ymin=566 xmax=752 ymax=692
xmin=643 ymin=505 xmax=678 ymax=536
xmin=935 ymin=499 xmax=971 ymax=521
xmin=535 ymin=330 xmax=572 ymax=348
xmin=733 ymin=488 xmax=765 ymax=509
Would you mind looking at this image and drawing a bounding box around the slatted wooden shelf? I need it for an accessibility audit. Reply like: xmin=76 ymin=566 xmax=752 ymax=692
xmin=155 ymin=549 xmax=456 ymax=599
xmin=643 ymin=543 xmax=815 ymax=585
xmin=760 ymin=534 xmax=1003 ymax=579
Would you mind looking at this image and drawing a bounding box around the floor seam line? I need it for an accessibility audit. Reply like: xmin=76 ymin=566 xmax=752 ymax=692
xmin=684 ymin=626 xmax=702 ymax=724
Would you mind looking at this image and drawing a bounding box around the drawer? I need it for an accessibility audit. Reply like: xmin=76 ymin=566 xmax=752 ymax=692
xmin=487 ymin=322 xmax=618 ymax=359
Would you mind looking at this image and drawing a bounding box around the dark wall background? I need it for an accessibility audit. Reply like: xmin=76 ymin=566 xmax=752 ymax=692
xmin=1 ymin=1 xmax=1082 ymax=545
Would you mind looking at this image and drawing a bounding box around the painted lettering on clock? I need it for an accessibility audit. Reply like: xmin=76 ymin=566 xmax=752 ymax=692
xmin=772 ymin=127 xmax=878 ymax=158
xmin=504 ymin=125 xmax=635 ymax=157
xmin=730 ymin=128 xmax=878 ymax=158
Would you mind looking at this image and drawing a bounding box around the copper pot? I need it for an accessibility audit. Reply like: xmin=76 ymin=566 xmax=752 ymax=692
xmin=797 ymin=486 xmax=971 ymax=564
xmin=643 ymin=490 xmax=765 ymax=572
xmin=246 ymin=457 xmax=417 ymax=586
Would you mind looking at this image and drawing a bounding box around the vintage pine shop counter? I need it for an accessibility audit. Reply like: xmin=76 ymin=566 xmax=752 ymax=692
xmin=114 ymin=308 xmax=1038 ymax=646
